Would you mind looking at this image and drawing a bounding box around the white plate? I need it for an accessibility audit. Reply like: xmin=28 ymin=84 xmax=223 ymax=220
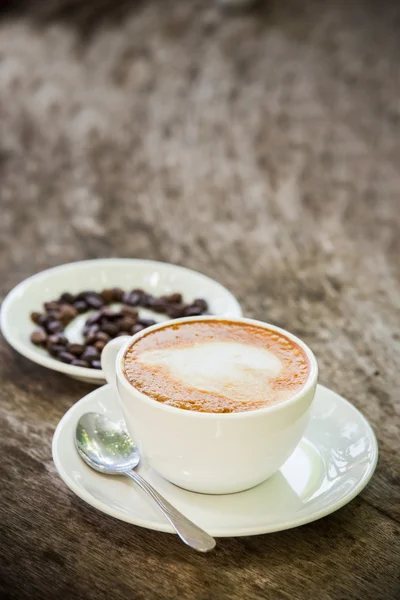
xmin=0 ymin=259 xmax=242 ymax=384
xmin=52 ymin=384 xmax=378 ymax=537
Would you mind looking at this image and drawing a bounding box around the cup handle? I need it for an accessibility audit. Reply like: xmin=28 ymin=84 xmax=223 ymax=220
xmin=101 ymin=336 xmax=130 ymax=385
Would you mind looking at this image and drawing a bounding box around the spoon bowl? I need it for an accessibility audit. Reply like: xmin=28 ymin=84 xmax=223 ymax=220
xmin=75 ymin=413 xmax=140 ymax=474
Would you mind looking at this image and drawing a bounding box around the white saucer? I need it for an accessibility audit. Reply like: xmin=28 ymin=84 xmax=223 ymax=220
xmin=52 ymin=384 xmax=378 ymax=537
xmin=1 ymin=259 xmax=242 ymax=385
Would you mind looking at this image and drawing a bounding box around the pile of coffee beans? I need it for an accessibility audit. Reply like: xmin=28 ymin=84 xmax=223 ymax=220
xmin=30 ymin=288 xmax=208 ymax=369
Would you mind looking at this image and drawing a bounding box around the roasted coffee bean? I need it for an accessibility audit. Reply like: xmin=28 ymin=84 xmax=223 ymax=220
xmin=77 ymin=290 xmax=92 ymax=300
xmin=44 ymin=301 xmax=60 ymax=312
xmin=48 ymin=344 xmax=66 ymax=357
xmin=193 ymin=298 xmax=208 ymax=312
xmin=85 ymin=293 xmax=105 ymax=309
xmin=119 ymin=317 xmax=136 ymax=332
xmin=74 ymin=300 xmax=88 ymax=313
xmin=85 ymin=312 xmax=102 ymax=326
xmin=101 ymin=322 xmax=119 ymax=337
xmin=67 ymin=343 xmax=85 ymax=357
xmin=137 ymin=318 xmax=157 ymax=328
xmin=38 ymin=314 xmax=49 ymax=327
xmin=71 ymin=359 xmax=90 ymax=368
xmin=46 ymin=309 xmax=61 ymax=320
xmin=99 ymin=317 xmax=122 ymax=331
xmin=46 ymin=335 xmax=59 ymax=347
xmin=111 ymin=287 xmax=124 ymax=302
xmin=101 ymin=288 xmax=114 ymax=304
xmin=165 ymin=293 xmax=182 ymax=304
xmin=94 ymin=340 xmax=107 ymax=351
xmin=133 ymin=290 xmax=146 ymax=304
xmin=94 ymin=331 xmax=110 ymax=342
xmin=47 ymin=334 xmax=68 ymax=347
xmin=149 ymin=298 xmax=167 ymax=313
xmin=30 ymin=311 xmax=42 ymax=324
xmin=81 ymin=346 xmax=100 ymax=361
xmin=121 ymin=306 xmax=138 ymax=318
xmin=184 ymin=305 xmax=203 ymax=317
xmin=86 ymin=324 xmax=100 ymax=336
xmin=121 ymin=291 xmax=132 ymax=304
xmin=30 ymin=329 xmax=47 ymax=345
xmin=59 ymin=292 xmax=76 ymax=304
xmin=141 ymin=293 xmax=154 ymax=308
xmin=91 ymin=360 xmax=102 ymax=370
xmin=59 ymin=351 xmax=76 ymax=364
xmin=114 ymin=312 xmax=126 ymax=320
xmin=132 ymin=288 xmax=145 ymax=297
xmin=47 ymin=320 xmax=64 ymax=334
xmin=85 ymin=328 xmax=100 ymax=344
xmin=99 ymin=317 xmax=111 ymax=329
xmin=131 ymin=324 xmax=145 ymax=335
xmin=122 ymin=291 xmax=141 ymax=306
xmin=59 ymin=304 xmax=78 ymax=324
xmin=63 ymin=304 xmax=78 ymax=317
xmin=116 ymin=331 xmax=130 ymax=337
xmin=166 ymin=304 xmax=187 ymax=318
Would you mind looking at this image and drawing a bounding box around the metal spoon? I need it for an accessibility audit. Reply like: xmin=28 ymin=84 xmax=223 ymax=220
xmin=75 ymin=412 xmax=216 ymax=552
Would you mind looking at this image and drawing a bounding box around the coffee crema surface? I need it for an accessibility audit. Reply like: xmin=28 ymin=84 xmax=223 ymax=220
xmin=123 ymin=320 xmax=310 ymax=413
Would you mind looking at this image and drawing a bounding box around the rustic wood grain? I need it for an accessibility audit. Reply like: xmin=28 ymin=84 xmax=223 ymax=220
xmin=1 ymin=1 xmax=400 ymax=598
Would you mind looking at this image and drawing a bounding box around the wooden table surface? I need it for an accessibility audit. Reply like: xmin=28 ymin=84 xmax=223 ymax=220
xmin=1 ymin=1 xmax=399 ymax=598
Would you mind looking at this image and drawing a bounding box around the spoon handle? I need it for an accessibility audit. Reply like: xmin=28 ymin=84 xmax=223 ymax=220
xmin=124 ymin=471 xmax=216 ymax=552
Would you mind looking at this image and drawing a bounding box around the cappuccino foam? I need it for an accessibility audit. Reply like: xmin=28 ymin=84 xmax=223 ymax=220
xmin=124 ymin=320 xmax=309 ymax=413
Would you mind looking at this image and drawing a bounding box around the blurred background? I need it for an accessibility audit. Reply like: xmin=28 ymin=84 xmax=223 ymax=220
xmin=0 ymin=0 xmax=399 ymax=392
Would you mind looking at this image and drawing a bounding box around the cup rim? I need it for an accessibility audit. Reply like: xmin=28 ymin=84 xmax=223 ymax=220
xmin=116 ymin=316 xmax=318 ymax=420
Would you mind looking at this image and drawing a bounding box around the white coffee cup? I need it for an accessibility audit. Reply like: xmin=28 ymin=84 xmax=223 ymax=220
xmin=102 ymin=317 xmax=318 ymax=494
